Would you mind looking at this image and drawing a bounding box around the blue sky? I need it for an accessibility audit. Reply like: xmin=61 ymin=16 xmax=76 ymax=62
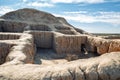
xmin=0 ymin=0 xmax=120 ymax=33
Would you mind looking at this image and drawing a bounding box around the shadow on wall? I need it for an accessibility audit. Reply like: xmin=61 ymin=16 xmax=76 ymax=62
xmin=0 ymin=43 xmax=13 ymax=65
xmin=0 ymin=21 xmax=27 ymax=32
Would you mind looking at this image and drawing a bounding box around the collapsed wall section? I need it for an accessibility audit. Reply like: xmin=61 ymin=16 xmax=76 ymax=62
xmin=108 ymin=40 xmax=120 ymax=52
xmin=54 ymin=34 xmax=87 ymax=54
xmin=29 ymin=31 xmax=53 ymax=48
xmin=86 ymin=36 xmax=120 ymax=55
xmin=6 ymin=33 xmax=35 ymax=64
xmin=0 ymin=33 xmax=22 ymax=65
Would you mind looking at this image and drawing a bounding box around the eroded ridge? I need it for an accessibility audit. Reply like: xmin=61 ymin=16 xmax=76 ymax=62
xmin=0 ymin=8 xmax=120 ymax=80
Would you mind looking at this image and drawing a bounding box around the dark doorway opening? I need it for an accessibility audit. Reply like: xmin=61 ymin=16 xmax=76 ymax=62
xmin=81 ymin=44 xmax=86 ymax=52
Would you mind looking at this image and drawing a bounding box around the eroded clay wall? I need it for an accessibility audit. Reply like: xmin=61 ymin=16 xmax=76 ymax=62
xmin=0 ymin=21 xmax=27 ymax=32
xmin=54 ymin=34 xmax=87 ymax=54
xmin=0 ymin=42 xmax=13 ymax=64
xmin=108 ymin=40 xmax=120 ymax=52
xmin=0 ymin=33 xmax=21 ymax=40
xmin=28 ymin=31 xmax=53 ymax=48
xmin=86 ymin=36 xmax=120 ymax=54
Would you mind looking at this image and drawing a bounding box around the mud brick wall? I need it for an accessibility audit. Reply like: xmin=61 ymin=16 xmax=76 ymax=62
xmin=54 ymin=35 xmax=87 ymax=54
xmin=28 ymin=31 xmax=53 ymax=48
xmin=0 ymin=33 xmax=21 ymax=40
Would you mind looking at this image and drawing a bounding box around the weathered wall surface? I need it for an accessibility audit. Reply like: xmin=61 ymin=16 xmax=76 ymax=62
xmin=6 ymin=33 xmax=35 ymax=64
xmin=54 ymin=34 xmax=87 ymax=54
xmin=1 ymin=52 xmax=120 ymax=80
xmin=108 ymin=40 xmax=120 ymax=52
xmin=0 ymin=21 xmax=27 ymax=32
xmin=29 ymin=31 xmax=53 ymax=48
xmin=0 ymin=42 xmax=13 ymax=64
xmin=0 ymin=33 xmax=21 ymax=40
xmin=0 ymin=32 xmax=21 ymax=65
xmin=86 ymin=36 xmax=120 ymax=55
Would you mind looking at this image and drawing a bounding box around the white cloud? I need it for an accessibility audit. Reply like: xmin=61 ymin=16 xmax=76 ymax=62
xmin=54 ymin=11 xmax=120 ymax=24
xmin=51 ymin=0 xmax=104 ymax=4
xmin=54 ymin=13 xmax=96 ymax=23
xmin=0 ymin=6 xmax=14 ymax=16
xmin=95 ymin=12 xmax=120 ymax=24
xmin=64 ymin=11 xmax=88 ymax=14
xmin=27 ymin=2 xmax=54 ymax=7
xmin=22 ymin=0 xmax=27 ymax=2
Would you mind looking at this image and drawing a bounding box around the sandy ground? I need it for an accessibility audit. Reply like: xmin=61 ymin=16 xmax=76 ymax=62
xmin=34 ymin=48 xmax=68 ymax=65
xmin=34 ymin=48 xmax=98 ymax=65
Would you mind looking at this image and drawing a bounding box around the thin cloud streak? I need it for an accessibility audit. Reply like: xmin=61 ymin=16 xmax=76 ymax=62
xmin=54 ymin=11 xmax=120 ymax=24
xmin=51 ymin=0 xmax=104 ymax=4
xmin=27 ymin=2 xmax=54 ymax=7
xmin=64 ymin=11 xmax=88 ymax=14
xmin=22 ymin=0 xmax=27 ymax=2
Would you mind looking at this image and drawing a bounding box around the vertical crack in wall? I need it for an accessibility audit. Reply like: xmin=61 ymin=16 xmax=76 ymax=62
xmin=79 ymin=67 xmax=86 ymax=80
xmin=68 ymin=69 xmax=75 ymax=80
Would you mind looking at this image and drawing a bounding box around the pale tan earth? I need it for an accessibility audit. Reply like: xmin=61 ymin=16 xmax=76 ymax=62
xmin=0 ymin=8 xmax=120 ymax=80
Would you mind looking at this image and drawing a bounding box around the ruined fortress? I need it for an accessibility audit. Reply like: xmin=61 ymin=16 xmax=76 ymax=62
xmin=0 ymin=8 xmax=120 ymax=80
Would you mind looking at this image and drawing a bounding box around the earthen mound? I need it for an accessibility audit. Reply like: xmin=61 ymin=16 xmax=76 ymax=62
xmin=1 ymin=8 xmax=58 ymax=23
